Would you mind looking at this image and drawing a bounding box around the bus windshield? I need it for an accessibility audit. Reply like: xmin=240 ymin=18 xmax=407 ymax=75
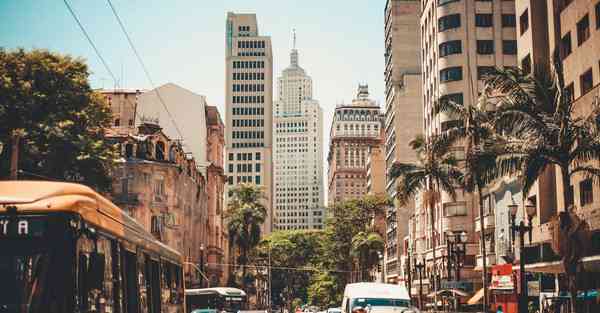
xmin=351 ymin=298 xmax=411 ymax=309
xmin=186 ymin=293 xmax=246 ymax=313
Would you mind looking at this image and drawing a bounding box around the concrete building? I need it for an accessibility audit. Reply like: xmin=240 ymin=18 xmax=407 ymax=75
xmin=225 ymin=12 xmax=274 ymax=234
xmin=327 ymin=85 xmax=383 ymax=205
xmin=273 ymin=36 xmax=325 ymax=231
xmin=382 ymin=0 xmax=423 ymax=284
xmin=415 ymin=0 xmax=518 ymax=297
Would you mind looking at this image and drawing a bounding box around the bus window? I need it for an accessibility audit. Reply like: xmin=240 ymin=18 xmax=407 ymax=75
xmin=77 ymin=235 xmax=116 ymax=313
xmin=123 ymin=250 xmax=139 ymax=313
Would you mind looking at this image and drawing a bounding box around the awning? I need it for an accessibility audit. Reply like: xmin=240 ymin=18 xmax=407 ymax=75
xmin=467 ymin=288 xmax=485 ymax=305
xmin=427 ymin=289 xmax=469 ymax=298
xmin=515 ymin=255 xmax=600 ymax=274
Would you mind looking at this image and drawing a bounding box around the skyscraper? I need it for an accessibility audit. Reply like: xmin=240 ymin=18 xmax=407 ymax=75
xmin=327 ymin=85 xmax=383 ymax=205
xmin=225 ymin=12 xmax=274 ymax=233
xmin=273 ymin=32 xmax=325 ymax=231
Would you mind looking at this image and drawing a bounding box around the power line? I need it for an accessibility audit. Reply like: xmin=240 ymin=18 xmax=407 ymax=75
xmin=63 ymin=0 xmax=118 ymax=86
xmin=105 ymin=0 xmax=185 ymax=141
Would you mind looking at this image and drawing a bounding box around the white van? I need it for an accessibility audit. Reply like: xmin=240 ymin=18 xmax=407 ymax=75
xmin=341 ymin=283 xmax=417 ymax=313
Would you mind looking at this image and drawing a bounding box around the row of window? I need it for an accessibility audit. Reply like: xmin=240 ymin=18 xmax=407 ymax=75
xmin=232 ymin=72 xmax=265 ymax=81
xmin=228 ymin=152 xmax=261 ymax=161
xmin=238 ymin=51 xmax=266 ymax=57
xmin=232 ymin=84 xmax=265 ymax=92
xmin=237 ymin=40 xmax=266 ymax=49
xmin=232 ymin=61 xmax=265 ymax=69
xmin=438 ymin=13 xmax=516 ymax=33
xmin=232 ymin=142 xmax=264 ymax=148
xmin=238 ymin=25 xmax=250 ymax=32
xmin=233 ymin=107 xmax=264 ymax=116
xmin=228 ymin=163 xmax=261 ymax=173
xmin=233 ymin=119 xmax=264 ymax=127
xmin=232 ymin=131 xmax=265 ymax=139
xmin=228 ymin=175 xmax=262 ymax=185
xmin=439 ymin=40 xmax=516 ymax=57
xmin=233 ymin=95 xmax=265 ymax=104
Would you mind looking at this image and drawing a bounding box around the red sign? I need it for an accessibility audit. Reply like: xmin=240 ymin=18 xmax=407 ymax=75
xmin=491 ymin=264 xmax=515 ymax=290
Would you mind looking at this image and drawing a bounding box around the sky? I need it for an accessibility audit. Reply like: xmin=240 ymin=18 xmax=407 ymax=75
xmin=1 ymin=0 xmax=386 ymax=192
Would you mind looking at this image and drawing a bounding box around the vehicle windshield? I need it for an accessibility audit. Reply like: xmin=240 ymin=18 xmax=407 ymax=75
xmin=351 ymin=298 xmax=411 ymax=309
xmin=0 ymin=251 xmax=52 ymax=312
xmin=186 ymin=294 xmax=246 ymax=313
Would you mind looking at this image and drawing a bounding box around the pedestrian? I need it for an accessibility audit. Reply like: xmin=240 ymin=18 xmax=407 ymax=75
xmin=496 ymin=305 xmax=503 ymax=313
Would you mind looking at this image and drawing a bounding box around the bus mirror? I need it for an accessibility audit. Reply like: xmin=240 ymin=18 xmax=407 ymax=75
xmin=87 ymin=252 xmax=105 ymax=290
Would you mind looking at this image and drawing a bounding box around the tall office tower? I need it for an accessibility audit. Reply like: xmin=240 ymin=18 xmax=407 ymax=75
xmin=273 ymin=33 xmax=325 ymax=231
xmin=327 ymin=85 xmax=383 ymax=205
xmin=225 ymin=12 xmax=274 ymax=234
xmin=382 ymin=0 xmax=423 ymax=284
xmin=418 ymin=0 xmax=517 ymax=295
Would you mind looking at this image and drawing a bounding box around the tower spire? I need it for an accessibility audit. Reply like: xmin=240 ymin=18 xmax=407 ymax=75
xmin=293 ymin=28 xmax=297 ymax=49
xmin=290 ymin=28 xmax=299 ymax=67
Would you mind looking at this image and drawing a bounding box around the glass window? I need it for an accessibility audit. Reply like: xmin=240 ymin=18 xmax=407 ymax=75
xmin=502 ymin=40 xmax=517 ymax=55
xmin=477 ymin=40 xmax=495 ymax=54
xmin=445 ymin=202 xmax=467 ymax=216
xmin=580 ymin=179 xmax=594 ymax=206
xmin=475 ymin=14 xmax=493 ymax=27
xmin=477 ymin=66 xmax=496 ymax=80
xmin=255 ymin=163 xmax=261 ymax=172
xmin=561 ymin=32 xmax=572 ymax=58
xmin=438 ymin=14 xmax=461 ymax=31
xmin=255 ymin=176 xmax=261 ymax=185
xmin=440 ymin=92 xmax=464 ymax=105
xmin=580 ymin=68 xmax=593 ymax=95
xmin=577 ymin=14 xmax=590 ymax=46
xmin=520 ymin=9 xmax=529 ymax=35
xmin=502 ymin=14 xmax=516 ymax=27
xmin=440 ymin=67 xmax=463 ymax=82
xmin=439 ymin=40 xmax=462 ymax=57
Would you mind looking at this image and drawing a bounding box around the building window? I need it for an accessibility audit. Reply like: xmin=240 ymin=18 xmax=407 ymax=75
xmin=477 ymin=66 xmax=496 ymax=80
xmin=438 ymin=14 xmax=461 ymax=32
xmin=502 ymin=40 xmax=517 ymax=55
xmin=580 ymin=68 xmax=593 ymax=95
xmin=229 ymin=153 xmax=234 ymax=161
xmin=475 ymin=14 xmax=493 ymax=27
xmin=580 ymin=179 xmax=594 ymax=206
xmin=520 ymin=9 xmax=529 ymax=35
xmin=228 ymin=164 xmax=234 ymax=172
xmin=114 ymin=119 xmax=120 ymax=127
xmin=438 ymin=0 xmax=459 ymax=5
xmin=596 ymin=2 xmax=600 ymax=29
xmin=255 ymin=176 xmax=261 ymax=185
xmin=561 ymin=32 xmax=572 ymax=58
xmin=521 ymin=54 xmax=532 ymax=74
xmin=502 ymin=14 xmax=516 ymax=27
xmin=255 ymin=163 xmax=261 ymax=172
xmin=444 ymin=202 xmax=467 ymax=216
xmin=439 ymin=40 xmax=462 ymax=57
xmin=440 ymin=93 xmax=464 ymax=105
xmin=578 ymin=15 xmax=590 ymax=46
xmin=477 ymin=40 xmax=495 ymax=54
xmin=565 ymin=83 xmax=575 ymax=103
xmin=440 ymin=67 xmax=463 ymax=82
xmin=255 ymin=152 xmax=261 ymax=160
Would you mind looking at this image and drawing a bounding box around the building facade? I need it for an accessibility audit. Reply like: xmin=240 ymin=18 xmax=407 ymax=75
xmin=382 ymin=0 xmax=424 ymax=284
xmin=327 ymin=85 xmax=383 ymax=205
xmin=273 ymin=40 xmax=325 ymax=231
xmin=413 ymin=0 xmax=518 ymax=297
xmin=225 ymin=12 xmax=274 ymax=234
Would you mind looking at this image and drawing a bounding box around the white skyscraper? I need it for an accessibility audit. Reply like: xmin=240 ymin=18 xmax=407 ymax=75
xmin=273 ymin=32 xmax=325 ymax=230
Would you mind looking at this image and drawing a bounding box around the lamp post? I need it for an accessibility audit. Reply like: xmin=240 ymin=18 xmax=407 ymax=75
xmin=446 ymin=231 xmax=468 ymax=281
xmin=414 ymin=256 xmax=425 ymax=310
xmin=508 ymin=199 xmax=536 ymax=313
xmin=200 ymin=244 xmax=206 ymax=287
xmin=406 ymin=247 xmax=412 ymax=302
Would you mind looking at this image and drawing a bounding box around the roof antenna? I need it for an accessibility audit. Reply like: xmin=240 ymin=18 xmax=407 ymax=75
xmin=293 ymin=28 xmax=297 ymax=49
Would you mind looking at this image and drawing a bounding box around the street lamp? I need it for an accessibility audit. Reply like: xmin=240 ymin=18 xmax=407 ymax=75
xmin=445 ymin=230 xmax=468 ymax=281
xmin=414 ymin=256 xmax=425 ymax=310
xmin=508 ymin=198 xmax=536 ymax=313
xmin=406 ymin=247 xmax=412 ymax=303
xmin=200 ymin=244 xmax=206 ymax=287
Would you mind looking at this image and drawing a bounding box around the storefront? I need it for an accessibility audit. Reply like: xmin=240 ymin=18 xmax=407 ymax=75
xmin=490 ymin=264 xmax=518 ymax=313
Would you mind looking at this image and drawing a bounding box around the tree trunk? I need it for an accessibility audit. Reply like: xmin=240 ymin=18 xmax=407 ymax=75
xmin=429 ymin=187 xmax=438 ymax=311
xmin=477 ymin=187 xmax=489 ymax=313
xmin=560 ymin=165 xmax=580 ymax=313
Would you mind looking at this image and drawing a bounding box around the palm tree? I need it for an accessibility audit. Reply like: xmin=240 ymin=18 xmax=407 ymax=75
xmin=226 ymin=183 xmax=267 ymax=288
xmin=484 ymin=62 xmax=600 ymax=313
xmin=434 ymin=90 xmax=500 ymax=312
xmin=389 ymin=134 xmax=463 ymax=309
xmin=351 ymin=230 xmax=385 ymax=281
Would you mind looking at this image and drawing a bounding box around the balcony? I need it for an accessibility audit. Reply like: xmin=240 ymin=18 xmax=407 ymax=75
xmin=474 ymin=214 xmax=495 ymax=233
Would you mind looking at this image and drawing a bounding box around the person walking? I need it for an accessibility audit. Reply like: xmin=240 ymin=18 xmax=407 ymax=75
xmin=496 ymin=305 xmax=504 ymax=313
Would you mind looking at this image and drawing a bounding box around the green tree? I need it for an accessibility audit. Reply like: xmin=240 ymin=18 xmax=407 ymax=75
xmin=484 ymin=63 xmax=600 ymax=313
xmin=434 ymin=89 xmax=500 ymax=311
xmin=226 ymin=183 xmax=267 ymax=289
xmin=307 ymin=271 xmax=343 ymax=308
xmin=0 ymin=48 xmax=117 ymax=190
xmin=389 ymin=134 xmax=463 ymax=308
xmin=351 ymin=231 xmax=384 ymax=281
xmin=256 ymin=230 xmax=323 ymax=312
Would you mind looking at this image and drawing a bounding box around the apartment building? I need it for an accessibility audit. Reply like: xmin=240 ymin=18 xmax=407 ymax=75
xmin=382 ymin=0 xmax=423 ymax=284
xmin=415 ymin=0 xmax=518 ymax=295
xmin=225 ymin=12 xmax=274 ymax=234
